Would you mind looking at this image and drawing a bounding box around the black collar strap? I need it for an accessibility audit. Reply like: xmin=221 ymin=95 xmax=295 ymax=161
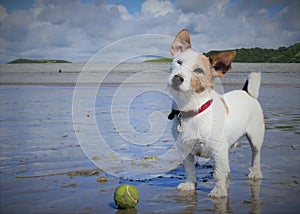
xmin=168 ymin=99 xmax=213 ymax=120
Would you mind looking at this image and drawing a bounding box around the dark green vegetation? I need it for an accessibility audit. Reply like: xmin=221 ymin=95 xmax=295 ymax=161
xmin=145 ymin=42 xmax=300 ymax=63
xmin=145 ymin=58 xmax=172 ymax=63
xmin=206 ymin=42 xmax=300 ymax=63
xmin=8 ymin=58 xmax=71 ymax=64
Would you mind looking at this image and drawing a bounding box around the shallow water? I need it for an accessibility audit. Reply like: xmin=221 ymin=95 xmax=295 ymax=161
xmin=1 ymin=62 xmax=300 ymax=85
xmin=0 ymin=64 xmax=300 ymax=213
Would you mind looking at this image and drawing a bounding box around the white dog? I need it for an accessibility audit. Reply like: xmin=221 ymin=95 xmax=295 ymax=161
xmin=168 ymin=29 xmax=264 ymax=198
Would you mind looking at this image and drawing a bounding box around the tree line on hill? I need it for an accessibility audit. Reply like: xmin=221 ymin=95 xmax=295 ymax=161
xmin=7 ymin=58 xmax=71 ymax=64
xmin=205 ymin=42 xmax=300 ymax=63
xmin=145 ymin=42 xmax=300 ymax=63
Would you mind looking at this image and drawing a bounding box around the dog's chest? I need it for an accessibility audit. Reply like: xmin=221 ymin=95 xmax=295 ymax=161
xmin=178 ymin=108 xmax=224 ymax=158
xmin=181 ymin=112 xmax=213 ymax=141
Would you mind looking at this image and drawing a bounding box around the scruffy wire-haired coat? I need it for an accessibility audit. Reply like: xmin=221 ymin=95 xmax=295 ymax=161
xmin=168 ymin=29 xmax=264 ymax=198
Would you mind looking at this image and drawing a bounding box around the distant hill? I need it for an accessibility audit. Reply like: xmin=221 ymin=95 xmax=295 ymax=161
xmin=145 ymin=42 xmax=300 ymax=63
xmin=144 ymin=58 xmax=172 ymax=63
xmin=7 ymin=58 xmax=71 ymax=64
xmin=205 ymin=42 xmax=300 ymax=63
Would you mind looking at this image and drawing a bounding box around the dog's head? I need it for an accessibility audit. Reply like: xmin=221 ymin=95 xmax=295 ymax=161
xmin=168 ymin=29 xmax=235 ymax=93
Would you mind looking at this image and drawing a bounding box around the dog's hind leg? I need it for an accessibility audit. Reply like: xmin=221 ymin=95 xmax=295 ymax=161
xmin=177 ymin=153 xmax=197 ymax=191
xmin=246 ymin=122 xmax=264 ymax=180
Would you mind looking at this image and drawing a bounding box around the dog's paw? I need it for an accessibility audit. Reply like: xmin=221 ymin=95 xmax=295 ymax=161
xmin=248 ymin=167 xmax=263 ymax=180
xmin=208 ymin=187 xmax=228 ymax=198
xmin=177 ymin=182 xmax=196 ymax=191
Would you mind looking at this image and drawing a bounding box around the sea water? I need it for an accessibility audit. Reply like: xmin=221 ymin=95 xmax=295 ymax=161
xmin=0 ymin=63 xmax=300 ymax=213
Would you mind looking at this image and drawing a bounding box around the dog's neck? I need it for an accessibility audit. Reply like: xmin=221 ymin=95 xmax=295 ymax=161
xmin=180 ymin=99 xmax=213 ymax=118
xmin=174 ymin=88 xmax=215 ymax=112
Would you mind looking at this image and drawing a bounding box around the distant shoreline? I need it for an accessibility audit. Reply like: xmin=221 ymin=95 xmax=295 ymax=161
xmin=4 ymin=42 xmax=300 ymax=64
xmin=7 ymin=58 xmax=71 ymax=64
xmin=0 ymin=62 xmax=299 ymax=86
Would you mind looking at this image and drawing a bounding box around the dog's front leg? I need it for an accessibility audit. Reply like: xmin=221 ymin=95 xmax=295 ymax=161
xmin=209 ymin=151 xmax=230 ymax=198
xmin=177 ymin=153 xmax=196 ymax=191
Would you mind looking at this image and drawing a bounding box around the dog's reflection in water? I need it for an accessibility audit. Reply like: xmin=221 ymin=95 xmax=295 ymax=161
xmin=248 ymin=180 xmax=262 ymax=214
xmin=176 ymin=180 xmax=262 ymax=214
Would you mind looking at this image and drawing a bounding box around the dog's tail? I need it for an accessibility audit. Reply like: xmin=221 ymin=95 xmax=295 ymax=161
xmin=242 ymin=72 xmax=261 ymax=99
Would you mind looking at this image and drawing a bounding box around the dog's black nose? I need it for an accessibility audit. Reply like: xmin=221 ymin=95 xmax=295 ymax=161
xmin=172 ymin=75 xmax=184 ymax=88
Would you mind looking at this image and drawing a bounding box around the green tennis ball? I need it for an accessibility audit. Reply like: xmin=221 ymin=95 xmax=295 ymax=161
xmin=114 ymin=184 xmax=139 ymax=209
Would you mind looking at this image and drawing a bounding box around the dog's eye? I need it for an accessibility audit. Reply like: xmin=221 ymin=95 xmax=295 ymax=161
xmin=194 ymin=68 xmax=204 ymax=74
xmin=177 ymin=60 xmax=183 ymax=65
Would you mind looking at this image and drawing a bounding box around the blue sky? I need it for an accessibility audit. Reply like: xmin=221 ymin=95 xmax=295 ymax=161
xmin=0 ymin=0 xmax=35 ymax=12
xmin=0 ymin=0 xmax=299 ymax=63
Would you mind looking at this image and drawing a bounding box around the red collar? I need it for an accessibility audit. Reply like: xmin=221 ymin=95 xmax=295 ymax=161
xmin=180 ymin=99 xmax=213 ymax=119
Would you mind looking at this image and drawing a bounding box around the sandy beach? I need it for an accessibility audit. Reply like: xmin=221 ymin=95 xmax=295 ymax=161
xmin=0 ymin=62 xmax=300 ymax=213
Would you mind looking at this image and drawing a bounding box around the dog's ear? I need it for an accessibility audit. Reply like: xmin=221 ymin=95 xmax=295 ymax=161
xmin=170 ymin=29 xmax=191 ymax=57
xmin=209 ymin=51 xmax=236 ymax=77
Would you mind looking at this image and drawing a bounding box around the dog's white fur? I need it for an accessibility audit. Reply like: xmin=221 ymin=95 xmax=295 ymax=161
xmin=168 ymin=29 xmax=264 ymax=198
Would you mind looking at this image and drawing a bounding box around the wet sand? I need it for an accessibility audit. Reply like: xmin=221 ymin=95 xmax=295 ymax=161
xmin=0 ymin=63 xmax=300 ymax=213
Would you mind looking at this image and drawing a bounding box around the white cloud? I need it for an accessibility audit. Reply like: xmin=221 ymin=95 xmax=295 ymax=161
xmin=116 ymin=5 xmax=133 ymax=20
xmin=0 ymin=5 xmax=7 ymax=21
xmin=0 ymin=0 xmax=299 ymax=63
xmin=141 ymin=0 xmax=174 ymax=17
